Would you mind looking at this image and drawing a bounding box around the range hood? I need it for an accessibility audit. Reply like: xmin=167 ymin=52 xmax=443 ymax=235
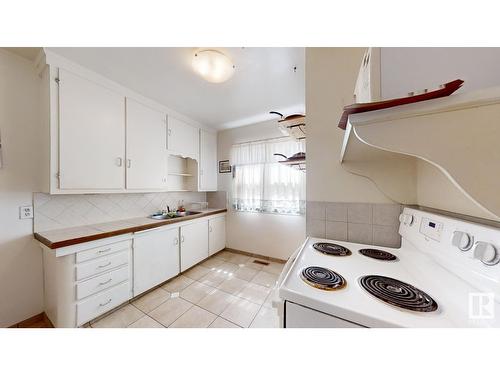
xmin=340 ymin=85 xmax=500 ymax=221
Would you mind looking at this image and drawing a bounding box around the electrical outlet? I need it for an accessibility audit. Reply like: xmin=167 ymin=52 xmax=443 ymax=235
xmin=19 ymin=205 xmax=34 ymax=219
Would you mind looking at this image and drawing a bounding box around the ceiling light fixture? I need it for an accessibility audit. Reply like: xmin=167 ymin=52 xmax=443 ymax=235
xmin=192 ymin=50 xmax=235 ymax=83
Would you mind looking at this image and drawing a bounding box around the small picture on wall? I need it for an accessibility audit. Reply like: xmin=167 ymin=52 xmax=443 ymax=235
xmin=219 ymin=160 xmax=231 ymax=173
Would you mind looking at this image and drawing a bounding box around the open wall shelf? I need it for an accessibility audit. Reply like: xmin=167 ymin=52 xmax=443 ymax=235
xmin=340 ymin=86 xmax=500 ymax=221
xmin=167 ymin=155 xmax=198 ymax=192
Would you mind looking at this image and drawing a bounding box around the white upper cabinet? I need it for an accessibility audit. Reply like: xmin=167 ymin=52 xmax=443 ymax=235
xmin=126 ymin=98 xmax=168 ymax=190
xmin=58 ymin=69 xmax=125 ymax=189
xmin=167 ymin=116 xmax=199 ymax=159
xmin=199 ymin=129 xmax=218 ymax=191
xmin=41 ymin=53 xmax=208 ymax=194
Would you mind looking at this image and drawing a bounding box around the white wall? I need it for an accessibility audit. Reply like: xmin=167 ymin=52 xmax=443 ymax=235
xmin=381 ymin=47 xmax=500 ymax=221
xmin=217 ymin=120 xmax=306 ymax=260
xmin=416 ymin=160 xmax=498 ymax=220
xmin=381 ymin=47 xmax=500 ymax=99
xmin=0 ymin=49 xmax=44 ymax=327
xmin=306 ymin=47 xmax=392 ymax=203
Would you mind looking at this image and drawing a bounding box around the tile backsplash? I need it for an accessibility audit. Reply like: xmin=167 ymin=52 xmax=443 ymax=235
xmin=306 ymin=201 xmax=402 ymax=248
xmin=206 ymin=191 xmax=227 ymax=210
xmin=34 ymin=192 xmax=207 ymax=232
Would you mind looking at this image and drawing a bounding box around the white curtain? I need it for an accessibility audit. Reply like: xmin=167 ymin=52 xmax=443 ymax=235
xmin=231 ymin=138 xmax=305 ymax=215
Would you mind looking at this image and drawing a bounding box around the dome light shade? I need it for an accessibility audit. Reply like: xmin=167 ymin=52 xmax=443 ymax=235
xmin=192 ymin=50 xmax=234 ymax=83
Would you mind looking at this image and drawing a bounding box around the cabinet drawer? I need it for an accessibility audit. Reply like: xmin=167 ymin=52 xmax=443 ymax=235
xmin=76 ymin=250 xmax=129 ymax=281
xmin=76 ymin=266 xmax=129 ymax=300
xmin=76 ymin=240 xmax=132 ymax=263
xmin=76 ymin=282 xmax=130 ymax=326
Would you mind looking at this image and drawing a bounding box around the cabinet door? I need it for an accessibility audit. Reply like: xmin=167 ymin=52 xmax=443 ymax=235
xmin=199 ymin=129 xmax=218 ymax=191
xmin=133 ymin=227 xmax=180 ymax=296
xmin=180 ymin=220 xmax=209 ymax=271
xmin=168 ymin=116 xmax=199 ymax=159
xmin=58 ymin=69 xmax=125 ymax=189
xmin=209 ymin=216 xmax=226 ymax=255
xmin=126 ymin=99 xmax=168 ymax=190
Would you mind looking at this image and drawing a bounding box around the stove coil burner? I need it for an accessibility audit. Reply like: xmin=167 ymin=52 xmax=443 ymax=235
xmin=359 ymin=248 xmax=398 ymax=261
xmin=359 ymin=275 xmax=438 ymax=312
xmin=313 ymin=242 xmax=352 ymax=256
xmin=301 ymin=266 xmax=346 ymax=291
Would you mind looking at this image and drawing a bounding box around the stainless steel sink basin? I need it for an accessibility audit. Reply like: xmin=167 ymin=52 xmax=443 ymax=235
xmin=149 ymin=211 xmax=201 ymax=220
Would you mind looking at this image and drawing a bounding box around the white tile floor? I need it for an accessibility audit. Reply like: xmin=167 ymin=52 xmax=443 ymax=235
xmin=90 ymin=250 xmax=283 ymax=328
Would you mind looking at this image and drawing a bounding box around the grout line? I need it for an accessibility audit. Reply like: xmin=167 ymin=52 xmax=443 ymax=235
xmin=125 ymin=312 xmax=148 ymax=328
xmin=95 ymin=249 xmax=281 ymax=328
xmin=248 ymin=304 xmax=265 ymax=328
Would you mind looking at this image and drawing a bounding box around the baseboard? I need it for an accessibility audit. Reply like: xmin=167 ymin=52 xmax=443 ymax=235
xmin=9 ymin=312 xmax=53 ymax=328
xmin=223 ymin=247 xmax=286 ymax=264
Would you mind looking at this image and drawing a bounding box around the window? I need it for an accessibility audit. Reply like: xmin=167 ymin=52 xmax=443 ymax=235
xmin=231 ymin=137 xmax=305 ymax=215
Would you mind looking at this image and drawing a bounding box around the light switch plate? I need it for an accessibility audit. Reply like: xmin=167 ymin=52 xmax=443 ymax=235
xmin=19 ymin=205 xmax=34 ymax=219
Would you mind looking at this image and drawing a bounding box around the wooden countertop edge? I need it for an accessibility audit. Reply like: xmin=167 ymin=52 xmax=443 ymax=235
xmin=34 ymin=209 xmax=228 ymax=250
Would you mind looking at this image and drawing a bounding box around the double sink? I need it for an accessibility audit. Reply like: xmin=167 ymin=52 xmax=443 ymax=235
xmin=149 ymin=211 xmax=201 ymax=220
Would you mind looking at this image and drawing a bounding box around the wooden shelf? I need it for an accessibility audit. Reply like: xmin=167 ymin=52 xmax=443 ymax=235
xmin=341 ymin=86 xmax=500 ymax=220
xmin=278 ymin=158 xmax=306 ymax=172
xmin=277 ymin=114 xmax=306 ymax=140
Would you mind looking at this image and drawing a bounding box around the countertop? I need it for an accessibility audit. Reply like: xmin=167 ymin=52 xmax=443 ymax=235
xmin=34 ymin=208 xmax=227 ymax=249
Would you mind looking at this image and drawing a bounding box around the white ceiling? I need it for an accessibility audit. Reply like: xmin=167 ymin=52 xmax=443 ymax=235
xmin=47 ymin=47 xmax=305 ymax=130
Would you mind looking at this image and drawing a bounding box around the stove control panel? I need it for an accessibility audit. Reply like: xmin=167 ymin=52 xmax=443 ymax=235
xmin=419 ymin=217 xmax=443 ymax=242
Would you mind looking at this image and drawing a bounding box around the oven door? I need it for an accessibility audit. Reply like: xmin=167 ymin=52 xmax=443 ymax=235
xmin=285 ymin=301 xmax=365 ymax=328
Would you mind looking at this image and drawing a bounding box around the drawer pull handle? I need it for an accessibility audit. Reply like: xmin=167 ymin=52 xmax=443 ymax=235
xmin=98 ymin=248 xmax=112 ymax=254
xmin=98 ymin=262 xmax=112 ymax=269
xmin=99 ymin=298 xmax=112 ymax=307
xmin=98 ymin=278 xmax=113 ymax=286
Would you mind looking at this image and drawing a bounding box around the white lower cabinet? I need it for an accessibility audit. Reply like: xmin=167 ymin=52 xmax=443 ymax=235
xmin=42 ymin=238 xmax=133 ymax=328
xmin=133 ymin=226 xmax=180 ymax=297
xmin=40 ymin=213 xmax=226 ymax=327
xmin=76 ymin=266 xmax=129 ymax=300
xmin=77 ymin=281 xmax=131 ymax=326
xmin=180 ymin=220 xmax=209 ymax=272
xmin=209 ymin=216 xmax=226 ymax=255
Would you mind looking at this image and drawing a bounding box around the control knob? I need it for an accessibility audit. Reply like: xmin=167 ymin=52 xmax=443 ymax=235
xmin=451 ymin=231 xmax=474 ymax=251
xmin=399 ymin=213 xmax=414 ymax=226
xmin=474 ymin=242 xmax=500 ymax=266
